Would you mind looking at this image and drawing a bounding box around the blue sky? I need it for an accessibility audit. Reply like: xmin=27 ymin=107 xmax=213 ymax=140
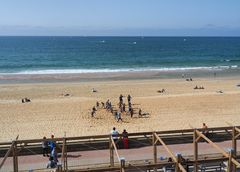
xmin=0 ymin=0 xmax=240 ymax=36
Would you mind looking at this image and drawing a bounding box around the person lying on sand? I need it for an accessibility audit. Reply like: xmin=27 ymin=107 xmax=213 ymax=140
xmin=22 ymin=98 xmax=31 ymax=103
xmin=216 ymin=90 xmax=224 ymax=93
xmin=92 ymin=88 xmax=97 ymax=92
xmin=157 ymin=89 xmax=165 ymax=93
xmin=138 ymin=108 xmax=150 ymax=117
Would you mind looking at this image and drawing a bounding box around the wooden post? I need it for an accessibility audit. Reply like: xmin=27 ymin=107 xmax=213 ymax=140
xmin=153 ymin=132 xmax=157 ymax=164
xmin=61 ymin=138 xmax=65 ymax=172
xmin=120 ymin=157 xmax=125 ymax=172
xmin=0 ymin=143 xmax=14 ymax=170
xmin=65 ymin=140 xmax=68 ymax=172
xmin=109 ymin=135 xmax=114 ymax=167
xmin=176 ymin=153 xmax=182 ymax=172
xmin=12 ymin=141 xmax=18 ymax=172
xmin=193 ymin=129 xmax=198 ymax=172
xmin=232 ymin=127 xmax=237 ymax=172
xmin=152 ymin=132 xmax=157 ymax=172
xmin=64 ymin=138 xmax=68 ymax=172
xmin=228 ymin=149 xmax=233 ymax=172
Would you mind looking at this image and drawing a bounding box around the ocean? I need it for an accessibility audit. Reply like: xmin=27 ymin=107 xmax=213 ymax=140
xmin=0 ymin=36 xmax=240 ymax=74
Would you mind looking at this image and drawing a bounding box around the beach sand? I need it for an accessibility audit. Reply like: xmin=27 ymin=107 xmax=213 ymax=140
xmin=0 ymin=75 xmax=240 ymax=141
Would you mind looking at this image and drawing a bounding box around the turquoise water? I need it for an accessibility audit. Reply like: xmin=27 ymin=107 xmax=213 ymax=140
xmin=0 ymin=36 xmax=240 ymax=74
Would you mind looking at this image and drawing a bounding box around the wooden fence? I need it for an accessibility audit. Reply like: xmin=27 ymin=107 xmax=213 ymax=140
xmin=1 ymin=125 xmax=240 ymax=172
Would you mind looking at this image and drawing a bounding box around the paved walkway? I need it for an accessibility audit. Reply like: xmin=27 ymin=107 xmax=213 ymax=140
xmin=0 ymin=140 xmax=238 ymax=171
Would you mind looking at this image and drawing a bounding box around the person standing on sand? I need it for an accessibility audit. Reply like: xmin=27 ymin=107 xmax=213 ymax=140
xmin=91 ymin=106 xmax=96 ymax=117
xmin=123 ymin=103 xmax=126 ymax=112
xmin=130 ymin=107 xmax=134 ymax=118
xmin=96 ymin=101 xmax=99 ymax=109
xmin=117 ymin=112 xmax=123 ymax=122
xmin=119 ymin=94 xmax=123 ymax=105
xmin=127 ymin=94 xmax=131 ymax=103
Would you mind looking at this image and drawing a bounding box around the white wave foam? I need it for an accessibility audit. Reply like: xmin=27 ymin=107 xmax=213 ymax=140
xmin=0 ymin=66 xmax=238 ymax=75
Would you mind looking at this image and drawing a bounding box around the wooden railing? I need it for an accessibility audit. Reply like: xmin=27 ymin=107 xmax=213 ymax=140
xmin=1 ymin=126 xmax=240 ymax=172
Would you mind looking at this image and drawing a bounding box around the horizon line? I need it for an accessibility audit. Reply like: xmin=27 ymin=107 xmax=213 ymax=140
xmin=0 ymin=35 xmax=240 ymax=37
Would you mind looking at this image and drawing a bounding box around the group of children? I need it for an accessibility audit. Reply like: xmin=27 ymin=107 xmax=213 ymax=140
xmin=91 ymin=94 xmax=136 ymax=121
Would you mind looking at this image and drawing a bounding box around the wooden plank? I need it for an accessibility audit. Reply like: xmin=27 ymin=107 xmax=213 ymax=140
xmin=12 ymin=125 xmax=240 ymax=145
xmin=0 ymin=142 xmax=14 ymax=169
xmin=154 ymin=133 xmax=187 ymax=172
xmin=152 ymin=132 xmax=157 ymax=172
xmin=232 ymin=127 xmax=237 ymax=172
xmin=110 ymin=137 xmax=120 ymax=162
xmin=65 ymin=139 xmax=68 ymax=172
xmin=193 ymin=130 xmax=198 ymax=172
xmin=152 ymin=132 xmax=157 ymax=164
xmin=109 ymin=135 xmax=114 ymax=167
xmin=228 ymin=150 xmax=233 ymax=172
xmin=195 ymin=130 xmax=240 ymax=167
xmin=195 ymin=135 xmax=201 ymax=143
xmin=12 ymin=141 xmax=18 ymax=172
xmin=61 ymin=138 xmax=66 ymax=171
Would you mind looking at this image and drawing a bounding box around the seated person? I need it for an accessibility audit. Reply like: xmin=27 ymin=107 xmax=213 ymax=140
xmin=138 ymin=108 xmax=149 ymax=117
xmin=194 ymin=86 xmax=198 ymax=89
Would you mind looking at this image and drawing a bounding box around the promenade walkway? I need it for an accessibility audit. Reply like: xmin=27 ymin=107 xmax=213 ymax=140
xmin=0 ymin=140 xmax=238 ymax=172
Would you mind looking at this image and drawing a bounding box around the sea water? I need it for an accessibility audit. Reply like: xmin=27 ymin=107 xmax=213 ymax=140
xmin=0 ymin=36 xmax=239 ymax=74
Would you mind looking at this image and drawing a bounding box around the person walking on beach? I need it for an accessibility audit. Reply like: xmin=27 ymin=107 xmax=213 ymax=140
xmin=128 ymin=102 xmax=132 ymax=111
xmin=123 ymin=103 xmax=126 ymax=112
xmin=117 ymin=112 xmax=123 ymax=122
xmin=96 ymin=101 xmax=99 ymax=109
xmin=91 ymin=106 xmax=96 ymax=117
xmin=130 ymin=107 xmax=134 ymax=118
xmin=122 ymin=129 xmax=129 ymax=149
xmin=127 ymin=94 xmax=132 ymax=103
xmin=114 ymin=111 xmax=118 ymax=120
xmin=119 ymin=94 xmax=123 ymax=105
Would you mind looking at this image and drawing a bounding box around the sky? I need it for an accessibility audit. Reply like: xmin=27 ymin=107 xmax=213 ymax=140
xmin=0 ymin=0 xmax=240 ymax=36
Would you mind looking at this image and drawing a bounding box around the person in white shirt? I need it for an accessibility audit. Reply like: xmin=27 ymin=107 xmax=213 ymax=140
xmin=111 ymin=127 xmax=119 ymax=143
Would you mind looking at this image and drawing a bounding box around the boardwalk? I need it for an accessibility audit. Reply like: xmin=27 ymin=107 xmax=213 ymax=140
xmin=1 ymin=126 xmax=240 ymax=171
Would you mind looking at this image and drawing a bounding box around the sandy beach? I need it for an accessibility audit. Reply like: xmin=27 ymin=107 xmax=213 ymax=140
xmin=0 ymin=73 xmax=240 ymax=142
